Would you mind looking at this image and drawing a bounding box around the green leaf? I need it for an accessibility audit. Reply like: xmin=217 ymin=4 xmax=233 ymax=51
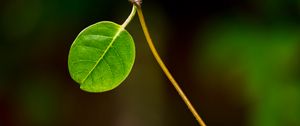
xmin=68 ymin=21 xmax=135 ymax=92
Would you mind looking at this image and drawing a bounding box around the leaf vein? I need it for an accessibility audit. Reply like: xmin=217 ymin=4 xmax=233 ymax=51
xmin=72 ymin=60 xmax=97 ymax=64
xmin=111 ymin=47 xmax=126 ymax=75
xmin=77 ymin=45 xmax=103 ymax=52
xmin=103 ymin=58 xmax=114 ymax=82
xmin=81 ymin=28 xmax=124 ymax=83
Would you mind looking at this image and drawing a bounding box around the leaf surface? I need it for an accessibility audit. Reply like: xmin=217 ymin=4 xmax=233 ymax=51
xmin=68 ymin=21 xmax=135 ymax=92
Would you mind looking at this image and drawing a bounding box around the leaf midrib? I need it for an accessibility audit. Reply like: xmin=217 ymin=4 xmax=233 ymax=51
xmin=81 ymin=28 xmax=124 ymax=83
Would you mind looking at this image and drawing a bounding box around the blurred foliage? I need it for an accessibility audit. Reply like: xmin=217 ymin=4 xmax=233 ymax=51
xmin=194 ymin=10 xmax=300 ymax=126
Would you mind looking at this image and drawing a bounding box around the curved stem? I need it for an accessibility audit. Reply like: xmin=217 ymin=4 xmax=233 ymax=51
xmin=122 ymin=6 xmax=137 ymax=28
xmin=134 ymin=5 xmax=206 ymax=126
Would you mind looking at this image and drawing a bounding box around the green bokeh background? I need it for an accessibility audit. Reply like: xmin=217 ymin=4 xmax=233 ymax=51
xmin=0 ymin=0 xmax=299 ymax=126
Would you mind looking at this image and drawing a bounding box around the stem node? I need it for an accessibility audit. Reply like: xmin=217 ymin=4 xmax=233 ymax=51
xmin=129 ymin=0 xmax=142 ymax=7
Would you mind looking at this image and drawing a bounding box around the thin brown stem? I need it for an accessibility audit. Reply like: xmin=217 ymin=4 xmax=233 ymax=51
xmin=134 ymin=5 xmax=207 ymax=126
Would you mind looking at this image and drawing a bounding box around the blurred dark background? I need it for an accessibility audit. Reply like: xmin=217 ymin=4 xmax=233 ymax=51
xmin=1 ymin=0 xmax=300 ymax=126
